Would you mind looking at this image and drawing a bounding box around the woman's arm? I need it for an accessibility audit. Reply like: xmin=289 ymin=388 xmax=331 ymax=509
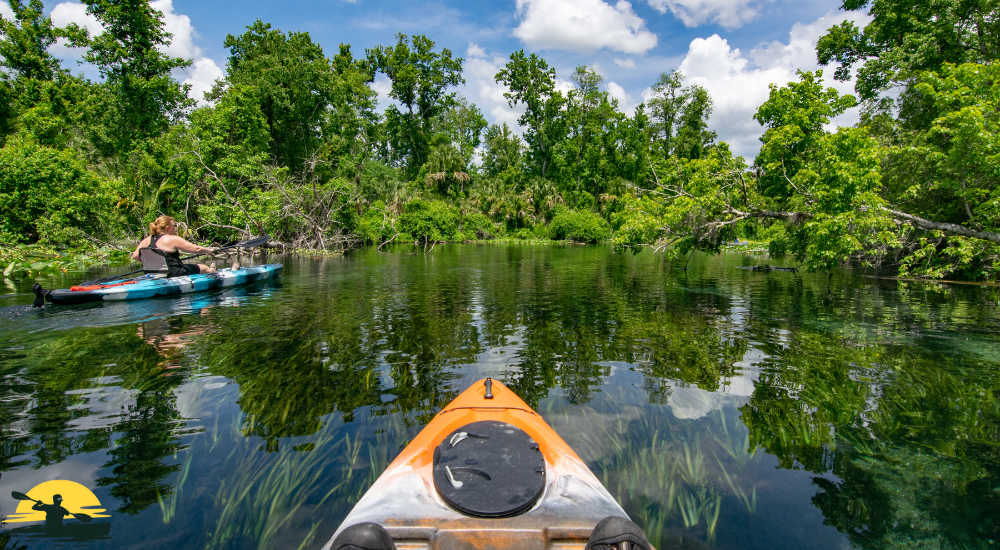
xmin=168 ymin=236 xmax=215 ymax=255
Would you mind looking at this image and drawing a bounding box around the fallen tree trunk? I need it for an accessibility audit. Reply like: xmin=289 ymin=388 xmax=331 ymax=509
xmin=721 ymin=206 xmax=1000 ymax=245
xmin=880 ymin=208 xmax=1000 ymax=244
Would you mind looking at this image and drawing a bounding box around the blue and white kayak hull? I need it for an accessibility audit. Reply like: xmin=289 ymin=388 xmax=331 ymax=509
xmin=48 ymin=264 xmax=283 ymax=305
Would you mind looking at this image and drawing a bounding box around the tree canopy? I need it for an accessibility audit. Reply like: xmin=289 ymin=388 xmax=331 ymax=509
xmin=1 ymin=0 xmax=999 ymax=280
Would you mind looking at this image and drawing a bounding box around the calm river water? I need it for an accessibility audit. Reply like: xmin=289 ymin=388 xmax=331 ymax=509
xmin=0 ymin=244 xmax=998 ymax=549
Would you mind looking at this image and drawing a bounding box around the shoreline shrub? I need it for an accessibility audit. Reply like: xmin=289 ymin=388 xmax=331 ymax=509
xmin=550 ymin=209 xmax=610 ymax=243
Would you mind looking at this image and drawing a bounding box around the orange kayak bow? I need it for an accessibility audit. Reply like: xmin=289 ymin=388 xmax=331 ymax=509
xmin=324 ymin=378 xmax=632 ymax=550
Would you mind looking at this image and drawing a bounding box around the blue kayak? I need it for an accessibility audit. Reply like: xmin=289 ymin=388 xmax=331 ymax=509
xmin=47 ymin=264 xmax=283 ymax=305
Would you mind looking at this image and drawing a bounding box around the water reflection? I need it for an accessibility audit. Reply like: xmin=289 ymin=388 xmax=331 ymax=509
xmin=0 ymin=246 xmax=998 ymax=549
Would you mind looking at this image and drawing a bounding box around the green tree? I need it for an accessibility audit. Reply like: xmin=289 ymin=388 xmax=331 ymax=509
xmin=647 ymin=70 xmax=685 ymax=157
xmin=0 ymin=74 xmax=12 ymax=141
xmin=0 ymin=0 xmax=87 ymax=81
xmin=816 ymin=0 xmax=1000 ymax=104
xmin=646 ymin=71 xmax=716 ymax=160
xmin=0 ymin=0 xmax=92 ymax=148
xmin=495 ymin=50 xmax=566 ymax=177
xmin=562 ymin=65 xmax=606 ymax=194
xmin=887 ymin=63 xmax=1000 ymax=279
xmin=326 ymin=43 xmax=380 ymax=184
xmin=481 ymin=123 xmax=525 ymax=183
xmin=398 ymin=198 xmax=459 ymax=245
xmin=754 ymin=70 xmax=858 ymax=206
xmin=437 ymin=95 xmax=486 ymax=168
xmin=0 ymin=133 xmax=115 ymax=245
xmin=671 ymin=84 xmax=716 ymax=160
xmin=217 ymin=21 xmax=356 ymax=172
xmin=368 ymin=33 xmax=464 ymax=177
xmin=83 ymin=0 xmax=192 ymax=155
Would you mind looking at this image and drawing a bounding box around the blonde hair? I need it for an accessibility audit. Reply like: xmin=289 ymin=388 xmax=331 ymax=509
xmin=149 ymin=215 xmax=176 ymax=236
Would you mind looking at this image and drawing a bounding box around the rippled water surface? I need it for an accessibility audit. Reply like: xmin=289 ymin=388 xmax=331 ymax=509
xmin=1 ymin=245 xmax=998 ymax=549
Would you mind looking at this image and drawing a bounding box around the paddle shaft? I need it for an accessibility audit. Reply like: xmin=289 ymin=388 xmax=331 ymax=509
xmin=10 ymin=492 xmax=92 ymax=522
xmin=179 ymin=234 xmax=269 ymax=261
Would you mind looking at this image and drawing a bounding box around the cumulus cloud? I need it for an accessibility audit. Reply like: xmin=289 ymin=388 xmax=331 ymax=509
xmin=150 ymin=0 xmax=223 ymax=104
xmin=466 ymin=43 xmax=486 ymax=58
xmin=371 ymin=74 xmax=394 ymax=112
xmin=46 ymin=0 xmax=223 ymax=104
xmin=462 ymin=44 xmax=523 ymax=129
xmin=50 ymin=2 xmax=102 ymax=36
xmin=647 ymin=0 xmax=765 ymax=29
xmin=677 ymin=11 xmax=872 ymax=158
xmin=607 ymin=81 xmax=643 ymax=113
xmin=0 ymin=2 xmax=14 ymax=20
xmin=151 ymin=0 xmax=198 ymax=59
xmin=614 ymin=58 xmax=636 ymax=68
xmin=48 ymin=1 xmax=101 ymax=63
xmin=182 ymin=57 xmax=225 ymax=105
xmin=513 ymin=0 xmax=658 ymax=54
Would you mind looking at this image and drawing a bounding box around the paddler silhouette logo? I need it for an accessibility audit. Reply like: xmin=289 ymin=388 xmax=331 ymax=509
xmin=4 ymin=478 xmax=111 ymax=543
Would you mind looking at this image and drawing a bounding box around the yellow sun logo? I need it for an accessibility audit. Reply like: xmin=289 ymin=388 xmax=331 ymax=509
xmin=7 ymin=480 xmax=109 ymax=523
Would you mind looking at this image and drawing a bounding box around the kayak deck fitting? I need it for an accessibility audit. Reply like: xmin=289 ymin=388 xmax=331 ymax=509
xmin=45 ymin=264 xmax=283 ymax=305
xmin=325 ymin=378 xmax=634 ymax=550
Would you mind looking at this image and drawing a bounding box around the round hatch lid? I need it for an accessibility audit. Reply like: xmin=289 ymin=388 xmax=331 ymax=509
xmin=432 ymin=420 xmax=546 ymax=518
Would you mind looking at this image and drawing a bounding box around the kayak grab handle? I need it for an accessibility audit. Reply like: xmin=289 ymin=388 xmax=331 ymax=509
xmin=445 ymin=466 xmax=463 ymax=488
xmin=484 ymin=378 xmax=494 ymax=399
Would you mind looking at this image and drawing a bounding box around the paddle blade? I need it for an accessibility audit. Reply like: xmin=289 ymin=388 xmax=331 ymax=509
xmin=72 ymin=513 xmax=92 ymax=522
xmin=237 ymin=233 xmax=270 ymax=248
xmin=11 ymin=491 xmax=35 ymax=501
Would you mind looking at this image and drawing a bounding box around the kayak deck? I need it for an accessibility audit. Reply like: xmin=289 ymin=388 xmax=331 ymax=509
xmin=47 ymin=264 xmax=283 ymax=305
xmin=325 ymin=379 xmax=628 ymax=550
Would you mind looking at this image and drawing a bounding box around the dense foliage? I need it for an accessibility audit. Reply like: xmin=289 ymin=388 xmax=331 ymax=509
xmin=1 ymin=0 xmax=999 ymax=279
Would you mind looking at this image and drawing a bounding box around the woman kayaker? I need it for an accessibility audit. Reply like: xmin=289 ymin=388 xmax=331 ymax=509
xmin=131 ymin=216 xmax=236 ymax=277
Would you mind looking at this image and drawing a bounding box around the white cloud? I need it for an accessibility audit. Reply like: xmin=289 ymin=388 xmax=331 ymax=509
xmin=50 ymin=2 xmax=102 ymax=36
xmin=677 ymin=11 xmax=872 ymax=158
xmin=371 ymin=74 xmax=398 ymax=114
xmin=151 ymin=0 xmax=198 ymax=59
xmin=647 ymin=0 xmax=765 ymax=29
xmin=0 ymin=2 xmax=14 ymax=20
xmin=466 ymin=42 xmax=486 ymax=58
xmin=607 ymin=81 xmax=642 ymax=113
xmin=48 ymin=1 xmax=102 ymax=62
xmin=513 ymin=0 xmax=658 ymax=54
xmin=150 ymin=0 xmax=223 ymax=104
xmin=462 ymin=48 xmax=524 ymax=129
xmin=181 ymin=57 xmax=224 ymax=105
xmin=614 ymin=58 xmax=636 ymax=68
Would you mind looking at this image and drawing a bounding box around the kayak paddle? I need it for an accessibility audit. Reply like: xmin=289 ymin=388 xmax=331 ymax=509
xmin=179 ymin=233 xmax=271 ymax=261
xmin=10 ymin=491 xmax=93 ymax=522
xmin=77 ymin=234 xmax=271 ymax=286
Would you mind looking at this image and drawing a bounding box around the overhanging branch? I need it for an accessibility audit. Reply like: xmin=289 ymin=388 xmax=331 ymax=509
xmin=881 ymin=207 xmax=1000 ymax=244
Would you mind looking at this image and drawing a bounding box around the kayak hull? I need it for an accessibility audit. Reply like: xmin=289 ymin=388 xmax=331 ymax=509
xmin=326 ymin=379 xmax=628 ymax=550
xmin=48 ymin=264 xmax=283 ymax=305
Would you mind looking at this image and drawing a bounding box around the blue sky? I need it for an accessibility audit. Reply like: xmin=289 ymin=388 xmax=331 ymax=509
xmin=2 ymin=0 xmax=870 ymax=157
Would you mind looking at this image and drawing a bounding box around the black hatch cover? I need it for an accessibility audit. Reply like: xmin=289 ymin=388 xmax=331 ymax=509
xmin=432 ymin=420 xmax=546 ymax=518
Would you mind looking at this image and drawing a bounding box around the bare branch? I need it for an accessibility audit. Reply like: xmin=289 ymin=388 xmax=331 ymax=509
xmin=882 ymin=207 xmax=1000 ymax=244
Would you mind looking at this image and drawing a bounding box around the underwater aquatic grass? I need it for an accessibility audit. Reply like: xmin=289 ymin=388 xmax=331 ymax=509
xmin=541 ymin=385 xmax=760 ymax=547
xmin=198 ymin=405 xmax=417 ymax=550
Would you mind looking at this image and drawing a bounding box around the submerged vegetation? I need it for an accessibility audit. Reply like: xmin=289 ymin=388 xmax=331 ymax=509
xmin=1 ymin=0 xmax=1000 ymax=279
xmin=2 ymin=248 xmax=998 ymax=548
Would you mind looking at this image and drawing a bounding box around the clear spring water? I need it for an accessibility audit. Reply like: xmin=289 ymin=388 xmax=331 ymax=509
xmin=0 ymin=244 xmax=998 ymax=549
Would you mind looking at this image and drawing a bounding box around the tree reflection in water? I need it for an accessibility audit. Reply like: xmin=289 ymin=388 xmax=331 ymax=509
xmin=0 ymin=246 xmax=998 ymax=549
